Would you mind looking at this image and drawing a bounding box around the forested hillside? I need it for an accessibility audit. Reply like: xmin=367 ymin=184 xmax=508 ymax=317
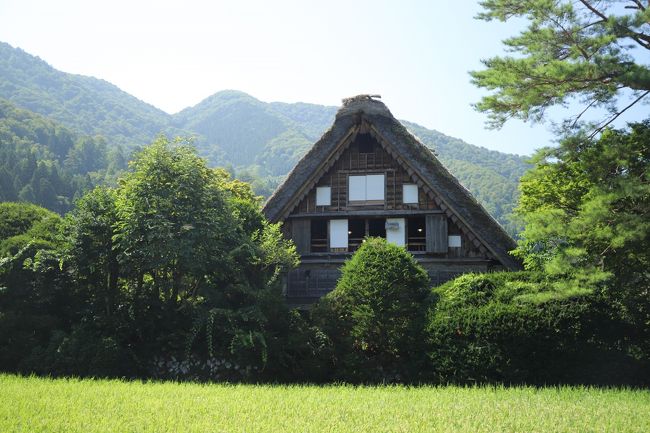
xmin=0 ymin=98 xmax=126 ymax=212
xmin=0 ymin=42 xmax=175 ymax=146
xmin=0 ymin=42 xmax=529 ymax=230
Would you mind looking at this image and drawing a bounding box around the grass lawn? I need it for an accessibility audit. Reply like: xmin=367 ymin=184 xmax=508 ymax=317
xmin=1 ymin=374 xmax=649 ymax=432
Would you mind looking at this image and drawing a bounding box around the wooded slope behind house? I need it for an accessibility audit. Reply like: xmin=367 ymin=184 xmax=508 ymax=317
xmin=0 ymin=98 xmax=126 ymax=212
xmin=0 ymin=42 xmax=529 ymax=230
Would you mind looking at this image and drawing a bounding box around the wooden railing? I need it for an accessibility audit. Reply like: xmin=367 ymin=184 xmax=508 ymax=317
xmin=310 ymin=238 xmax=328 ymax=253
xmin=407 ymin=236 xmax=426 ymax=252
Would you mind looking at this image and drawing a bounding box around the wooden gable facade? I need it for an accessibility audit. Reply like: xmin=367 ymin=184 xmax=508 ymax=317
xmin=263 ymin=95 xmax=520 ymax=304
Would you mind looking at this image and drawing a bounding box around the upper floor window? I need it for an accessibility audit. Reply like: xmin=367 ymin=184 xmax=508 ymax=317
xmin=316 ymin=186 xmax=331 ymax=206
xmin=403 ymin=184 xmax=418 ymax=204
xmin=349 ymin=174 xmax=385 ymax=204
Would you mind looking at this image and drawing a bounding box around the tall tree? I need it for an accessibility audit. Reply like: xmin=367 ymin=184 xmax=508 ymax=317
xmin=471 ymin=2 xmax=650 ymax=354
xmin=513 ymin=122 xmax=650 ymax=286
xmin=113 ymin=136 xmax=241 ymax=310
xmin=471 ymin=0 xmax=650 ymax=134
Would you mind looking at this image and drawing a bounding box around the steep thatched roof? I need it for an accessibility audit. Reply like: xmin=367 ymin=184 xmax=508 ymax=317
xmin=263 ymin=95 xmax=520 ymax=270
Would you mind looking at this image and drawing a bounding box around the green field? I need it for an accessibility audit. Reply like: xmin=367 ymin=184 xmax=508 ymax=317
xmin=1 ymin=375 xmax=649 ymax=433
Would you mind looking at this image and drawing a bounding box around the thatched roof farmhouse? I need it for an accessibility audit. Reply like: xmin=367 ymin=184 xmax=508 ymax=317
xmin=263 ymin=95 xmax=520 ymax=304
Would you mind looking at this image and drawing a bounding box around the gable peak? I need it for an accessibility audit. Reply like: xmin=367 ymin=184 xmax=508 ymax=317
xmin=337 ymin=94 xmax=392 ymax=119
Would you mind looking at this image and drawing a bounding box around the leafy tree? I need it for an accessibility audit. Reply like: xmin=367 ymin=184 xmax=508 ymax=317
xmin=0 ymin=203 xmax=72 ymax=371
xmin=472 ymin=0 xmax=650 ymax=133
xmin=102 ymin=136 xmax=298 ymax=376
xmin=471 ymin=1 xmax=650 ymax=366
xmin=64 ymin=187 xmax=120 ymax=319
xmin=0 ymin=202 xmax=62 ymax=256
xmin=113 ymin=136 xmax=242 ymax=312
xmin=512 ymin=123 xmax=650 ymax=353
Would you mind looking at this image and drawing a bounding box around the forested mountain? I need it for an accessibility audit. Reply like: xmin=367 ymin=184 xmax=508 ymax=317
xmin=0 ymin=98 xmax=127 ymax=212
xmin=0 ymin=42 xmax=175 ymax=146
xmin=0 ymin=42 xmax=529 ymax=230
xmin=173 ymin=90 xmax=316 ymax=172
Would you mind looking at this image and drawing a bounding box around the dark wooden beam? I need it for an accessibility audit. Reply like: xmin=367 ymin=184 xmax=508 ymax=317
xmin=287 ymin=209 xmax=445 ymax=219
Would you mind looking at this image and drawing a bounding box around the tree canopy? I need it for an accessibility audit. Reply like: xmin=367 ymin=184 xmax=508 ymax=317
xmin=471 ymin=2 xmax=650 ymax=357
xmin=513 ymin=121 xmax=650 ymax=286
xmin=472 ymin=0 xmax=650 ymax=134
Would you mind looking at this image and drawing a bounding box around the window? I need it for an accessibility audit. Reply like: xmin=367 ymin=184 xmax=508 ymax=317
xmin=407 ymin=217 xmax=426 ymax=251
xmin=356 ymin=133 xmax=375 ymax=153
xmin=403 ymin=184 xmax=418 ymax=204
xmin=316 ymin=186 xmax=331 ymax=206
xmin=348 ymin=174 xmax=385 ymax=203
xmin=448 ymin=235 xmax=462 ymax=248
xmin=310 ymin=220 xmax=327 ymax=252
xmin=368 ymin=218 xmax=386 ymax=237
xmin=329 ymin=219 xmax=348 ymax=250
xmin=348 ymin=219 xmax=365 ymax=251
xmin=349 ymin=176 xmax=366 ymax=201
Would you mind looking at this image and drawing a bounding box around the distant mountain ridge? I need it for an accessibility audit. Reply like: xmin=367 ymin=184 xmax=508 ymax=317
xmin=0 ymin=41 xmax=529 ymax=232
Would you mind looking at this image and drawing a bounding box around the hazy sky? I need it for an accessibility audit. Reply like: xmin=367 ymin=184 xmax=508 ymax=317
xmin=0 ymin=0 xmax=646 ymax=156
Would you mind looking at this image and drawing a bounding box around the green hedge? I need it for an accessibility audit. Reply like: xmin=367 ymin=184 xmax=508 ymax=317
xmin=426 ymin=272 xmax=648 ymax=385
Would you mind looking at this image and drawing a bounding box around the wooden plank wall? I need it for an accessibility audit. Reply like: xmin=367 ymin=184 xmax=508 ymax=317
xmin=285 ymin=134 xmax=488 ymax=260
xmin=291 ymin=219 xmax=311 ymax=255
xmin=293 ymin=136 xmax=440 ymax=214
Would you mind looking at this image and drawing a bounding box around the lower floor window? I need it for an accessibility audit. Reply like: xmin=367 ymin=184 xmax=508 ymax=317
xmin=407 ymin=217 xmax=426 ymax=251
xmin=310 ymin=220 xmax=328 ymax=252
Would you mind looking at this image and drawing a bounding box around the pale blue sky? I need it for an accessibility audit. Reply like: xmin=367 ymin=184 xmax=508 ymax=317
xmin=0 ymin=0 xmax=646 ymax=156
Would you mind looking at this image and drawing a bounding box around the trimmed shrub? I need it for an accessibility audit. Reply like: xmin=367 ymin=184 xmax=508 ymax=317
xmin=313 ymin=237 xmax=430 ymax=382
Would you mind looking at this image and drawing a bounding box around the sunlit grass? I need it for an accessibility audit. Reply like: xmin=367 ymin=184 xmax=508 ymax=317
xmin=1 ymin=374 xmax=649 ymax=432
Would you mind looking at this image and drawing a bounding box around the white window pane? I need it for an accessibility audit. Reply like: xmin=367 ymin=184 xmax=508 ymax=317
xmin=329 ymin=219 xmax=348 ymax=248
xmin=448 ymin=235 xmax=462 ymax=248
xmin=366 ymin=174 xmax=385 ymax=200
xmin=386 ymin=218 xmax=405 ymax=246
xmin=316 ymin=186 xmax=331 ymax=206
xmin=403 ymin=184 xmax=418 ymax=204
xmin=349 ymin=176 xmax=366 ymax=201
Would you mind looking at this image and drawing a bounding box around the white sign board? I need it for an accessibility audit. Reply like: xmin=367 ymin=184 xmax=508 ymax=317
xmin=386 ymin=218 xmax=405 ymax=247
xmin=448 ymin=235 xmax=462 ymax=248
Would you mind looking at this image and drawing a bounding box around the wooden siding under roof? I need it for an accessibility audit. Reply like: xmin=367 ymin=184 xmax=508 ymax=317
xmin=291 ymin=133 xmax=440 ymax=215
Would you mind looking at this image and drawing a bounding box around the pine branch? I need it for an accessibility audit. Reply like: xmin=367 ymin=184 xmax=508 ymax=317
xmin=588 ymin=90 xmax=650 ymax=138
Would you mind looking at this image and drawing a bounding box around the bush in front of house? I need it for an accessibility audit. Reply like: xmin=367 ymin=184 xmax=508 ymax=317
xmin=312 ymin=237 xmax=430 ymax=383
xmin=426 ymin=272 xmax=649 ymax=385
